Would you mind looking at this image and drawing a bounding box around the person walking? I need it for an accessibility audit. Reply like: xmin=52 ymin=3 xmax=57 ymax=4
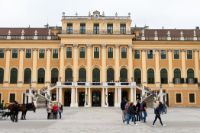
xmin=47 ymin=102 xmax=52 ymax=119
xmin=120 ymin=98 xmax=127 ymax=123
xmin=152 ymin=102 xmax=165 ymax=127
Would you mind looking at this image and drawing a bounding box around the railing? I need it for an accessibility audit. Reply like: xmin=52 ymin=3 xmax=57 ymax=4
xmin=0 ymin=35 xmax=59 ymax=40
xmin=62 ymin=16 xmax=131 ymax=20
xmin=61 ymin=30 xmax=131 ymax=35
xmin=59 ymin=82 xmax=136 ymax=87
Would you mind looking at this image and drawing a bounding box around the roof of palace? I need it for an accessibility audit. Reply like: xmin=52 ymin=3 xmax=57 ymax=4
xmin=0 ymin=27 xmax=52 ymax=36
xmin=134 ymin=28 xmax=200 ymax=41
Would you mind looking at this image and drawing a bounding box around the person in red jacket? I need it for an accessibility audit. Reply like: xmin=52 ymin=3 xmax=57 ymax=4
xmin=52 ymin=104 xmax=58 ymax=119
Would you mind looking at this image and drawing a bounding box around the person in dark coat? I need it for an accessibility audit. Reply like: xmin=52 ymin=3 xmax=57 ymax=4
xmin=11 ymin=101 xmax=19 ymax=122
xmin=152 ymin=102 xmax=165 ymax=126
xmin=136 ymin=99 xmax=141 ymax=121
xmin=142 ymin=101 xmax=147 ymax=123
xmin=120 ymin=98 xmax=127 ymax=123
xmin=126 ymin=102 xmax=137 ymax=125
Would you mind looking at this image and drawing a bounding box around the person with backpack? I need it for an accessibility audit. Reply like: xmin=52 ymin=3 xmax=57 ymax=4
xmin=120 ymin=98 xmax=127 ymax=123
xmin=152 ymin=101 xmax=165 ymax=127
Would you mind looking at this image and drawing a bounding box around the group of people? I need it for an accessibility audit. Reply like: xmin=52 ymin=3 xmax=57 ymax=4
xmin=47 ymin=102 xmax=63 ymax=119
xmin=121 ymin=98 xmax=147 ymax=125
xmin=121 ymin=98 xmax=167 ymax=127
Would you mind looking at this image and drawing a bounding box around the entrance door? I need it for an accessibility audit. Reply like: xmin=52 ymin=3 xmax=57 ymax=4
xmin=79 ymin=92 xmax=85 ymax=107
xmin=92 ymin=91 xmax=101 ymax=107
xmin=108 ymin=92 xmax=114 ymax=107
xmin=64 ymin=90 xmax=71 ymax=106
xmin=122 ymin=90 xmax=128 ymax=101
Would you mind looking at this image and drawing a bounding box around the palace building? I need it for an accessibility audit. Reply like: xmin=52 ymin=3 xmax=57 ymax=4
xmin=0 ymin=11 xmax=200 ymax=107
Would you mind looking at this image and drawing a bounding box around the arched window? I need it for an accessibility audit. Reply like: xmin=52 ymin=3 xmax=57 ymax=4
xmin=79 ymin=68 xmax=86 ymax=82
xmin=24 ymin=68 xmax=31 ymax=84
xmin=107 ymin=68 xmax=114 ymax=82
xmin=51 ymin=68 xmax=58 ymax=84
xmin=174 ymin=69 xmax=181 ymax=79
xmin=120 ymin=68 xmax=127 ymax=82
xmin=0 ymin=68 xmax=4 ymax=84
xmin=134 ymin=69 xmax=141 ymax=84
xmin=10 ymin=68 xmax=18 ymax=84
xmin=160 ymin=69 xmax=168 ymax=84
xmin=92 ymin=68 xmax=100 ymax=82
xmin=147 ymin=69 xmax=154 ymax=84
xmin=187 ymin=69 xmax=194 ymax=79
xmin=38 ymin=68 xmax=45 ymax=84
xmin=65 ymin=68 xmax=73 ymax=82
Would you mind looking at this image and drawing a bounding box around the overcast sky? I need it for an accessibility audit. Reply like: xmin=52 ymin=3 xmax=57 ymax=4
xmin=0 ymin=0 xmax=199 ymax=29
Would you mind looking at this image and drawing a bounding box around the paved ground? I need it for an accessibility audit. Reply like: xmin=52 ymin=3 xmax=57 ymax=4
xmin=0 ymin=107 xmax=200 ymax=133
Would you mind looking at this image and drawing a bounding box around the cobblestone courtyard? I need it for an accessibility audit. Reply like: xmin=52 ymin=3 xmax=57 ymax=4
xmin=0 ymin=107 xmax=200 ymax=133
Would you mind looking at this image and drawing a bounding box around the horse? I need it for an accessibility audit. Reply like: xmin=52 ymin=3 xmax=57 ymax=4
xmin=20 ymin=103 xmax=36 ymax=120
xmin=6 ymin=102 xmax=36 ymax=120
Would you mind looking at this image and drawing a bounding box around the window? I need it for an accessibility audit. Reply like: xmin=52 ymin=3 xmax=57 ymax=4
xmin=147 ymin=69 xmax=155 ymax=84
xmin=67 ymin=23 xmax=73 ymax=34
xmin=187 ymin=69 xmax=194 ymax=79
xmin=107 ymin=24 xmax=113 ymax=34
xmin=9 ymin=93 xmax=15 ymax=103
xmin=160 ymin=69 xmax=168 ymax=84
xmin=121 ymin=47 xmax=127 ymax=58
xmin=93 ymin=23 xmax=99 ymax=34
xmin=120 ymin=24 xmax=126 ymax=34
xmin=174 ymin=50 xmax=179 ymax=59
xmin=80 ymin=47 xmax=85 ymax=58
xmin=66 ymin=47 xmax=72 ymax=58
xmin=0 ymin=49 xmax=4 ymax=58
xmin=26 ymin=49 xmax=31 ymax=58
xmin=147 ymin=50 xmax=153 ymax=59
xmin=187 ymin=50 xmax=192 ymax=59
xmin=134 ymin=69 xmax=141 ymax=84
xmin=176 ymin=93 xmax=182 ymax=103
xmin=39 ymin=49 xmax=45 ymax=58
xmin=94 ymin=47 xmax=99 ymax=58
xmin=120 ymin=68 xmax=127 ymax=82
xmin=12 ymin=49 xmax=18 ymax=58
xmin=53 ymin=49 xmax=58 ymax=59
xmin=107 ymin=68 xmax=114 ymax=82
xmin=80 ymin=23 xmax=86 ymax=34
xmin=174 ymin=69 xmax=181 ymax=84
xmin=161 ymin=50 xmax=166 ymax=59
xmin=92 ymin=68 xmax=100 ymax=82
xmin=108 ymin=47 xmax=113 ymax=58
xmin=24 ymin=68 xmax=31 ymax=84
xmin=189 ymin=93 xmax=195 ymax=103
xmin=187 ymin=69 xmax=194 ymax=84
xmin=38 ymin=68 xmax=45 ymax=84
xmin=134 ymin=50 xmax=140 ymax=59
xmin=65 ymin=68 xmax=73 ymax=82
xmin=51 ymin=68 xmax=58 ymax=84
xmin=10 ymin=68 xmax=18 ymax=84
xmin=0 ymin=68 xmax=4 ymax=84
xmin=79 ymin=68 xmax=86 ymax=82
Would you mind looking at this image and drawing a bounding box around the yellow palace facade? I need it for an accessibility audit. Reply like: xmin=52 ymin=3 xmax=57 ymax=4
xmin=0 ymin=11 xmax=200 ymax=107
